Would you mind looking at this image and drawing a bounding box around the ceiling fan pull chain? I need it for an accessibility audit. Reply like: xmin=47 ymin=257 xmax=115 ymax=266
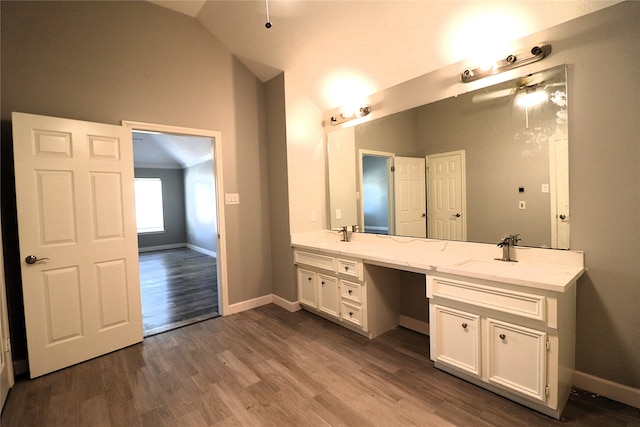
xmin=265 ymin=0 xmax=272 ymax=29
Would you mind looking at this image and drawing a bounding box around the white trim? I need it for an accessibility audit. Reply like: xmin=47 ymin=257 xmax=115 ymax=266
xmin=226 ymin=294 xmax=274 ymax=315
xmin=573 ymin=370 xmax=640 ymax=409
xmin=399 ymin=315 xmax=429 ymax=335
xmin=225 ymin=294 xmax=301 ymax=315
xmin=122 ymin=120 xmax=229 ymax=316
xmin=138 ymin=243 xmax=186 ymax=253
xmin=186 ymin=243 xmax=217 ymax=258
xmin=272 ymin=294 xmax=301 ymax=312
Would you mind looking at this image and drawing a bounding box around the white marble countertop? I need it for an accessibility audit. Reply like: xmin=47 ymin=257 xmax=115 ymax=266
xmin=291 ymin=230 xmax=585 ymax=293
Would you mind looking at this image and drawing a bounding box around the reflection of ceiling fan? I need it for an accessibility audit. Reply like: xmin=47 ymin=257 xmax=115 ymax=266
xmin=472 ymin=70 xmax=563 ymax=104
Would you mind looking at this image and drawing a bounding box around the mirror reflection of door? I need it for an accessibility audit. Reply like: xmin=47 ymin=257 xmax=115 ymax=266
xmin=360 ymin=151 xmax=394 ymax=234
xmin=394 ymin=157 xmax=426 ymax=238
xmin=426 ymin=150 xmax=466 ymax=241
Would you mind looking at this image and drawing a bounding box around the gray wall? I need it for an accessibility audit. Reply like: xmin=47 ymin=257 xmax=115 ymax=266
xmin=1 ymin=1 xmax=272 ymax=363
xmin=184 ymin=160 xmax=217 ymax=254
xmin=135 ymin=168 xmax=187 ymax=248
xmin=265 ymin=74 xmax=296 ymax=302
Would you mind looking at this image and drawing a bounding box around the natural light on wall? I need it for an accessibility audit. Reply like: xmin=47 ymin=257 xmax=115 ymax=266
xmin=442 ymin=3 xmax=535 ymax=70
xmin=134 ymin=178 xmax=165 ymax=233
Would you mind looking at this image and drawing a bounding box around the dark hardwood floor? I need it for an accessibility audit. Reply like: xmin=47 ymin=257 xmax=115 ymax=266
xmin=2 ymin=304 xmax=638 ymax=426
xmin=139 ymin=248 xmax=219 ymax=336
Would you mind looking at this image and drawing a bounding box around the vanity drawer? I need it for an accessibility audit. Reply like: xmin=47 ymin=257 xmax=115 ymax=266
xmin=294 ymin=250 xmax=336 ymax=272
xmin=341 ymin=301 xmax=366 ymax=329
xmin=340 ymin=279 xmax=363 ymax=303
xmin=337 ymin=258 xmax=363 ymax=280
xmin=428 ymin=276 xmax=547 ymax=323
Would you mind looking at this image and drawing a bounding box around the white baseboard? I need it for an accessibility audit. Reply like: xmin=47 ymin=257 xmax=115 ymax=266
xmin=272 ymin=294 xmax=301 ymax=312
xmin=399 ymin=315 xmax=429 ymax=335
xmin=573 ymin=370 xmax=640 ymax=409
xmin=226 ymin=294 xmax=300 ymax=315
xmin=138 ymin=243 xmax=186 ymax=253
xmin=186 ymin=243 xmax=217 ymax=258
xmin=226 ymin=294 xmax=274 ymax=315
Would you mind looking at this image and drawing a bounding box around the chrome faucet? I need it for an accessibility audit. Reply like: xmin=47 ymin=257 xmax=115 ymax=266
xmin=495 ymin=234 xmax=520 ymax=262
xmin=339 ymin=226 xmax=351 ymax=242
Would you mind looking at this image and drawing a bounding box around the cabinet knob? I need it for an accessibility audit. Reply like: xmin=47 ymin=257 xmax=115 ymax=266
xmin=348 ymin=289 xmax=353 ymax=294
xmin=499 ymin=334 xmax=506 ymax=340
xmin=308 ymin=277 xmax=312 ymax=281
xmin=461 ymin=323 xmax=468 ymax=329
xmin=344 ymin=266 xmax=349 ymax=271
xmin=349 ymin=312 xmax=353 ymax=317
xmin=321 ymin=281 xmax=325 ymax=285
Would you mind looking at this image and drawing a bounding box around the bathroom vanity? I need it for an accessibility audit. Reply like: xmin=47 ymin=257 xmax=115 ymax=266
xmin=291 ymin=230 xmax=584 ymax=419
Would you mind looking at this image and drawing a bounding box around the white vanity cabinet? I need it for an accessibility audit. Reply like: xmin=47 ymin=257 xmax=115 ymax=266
xmin=294 ymin=249 xmax=399 ymax=338
xmin=427 ymin=273 xmax=577 ymax=419
xmin=294 ymin=249 xmax=367 ymax=329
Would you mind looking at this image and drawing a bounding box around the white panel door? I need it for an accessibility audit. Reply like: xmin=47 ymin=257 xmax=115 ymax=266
xmin=12 ymin=112 xmax=142 ymax=378
xmin=394 ymin=157 xmax=426 ymax=237
xmin=427 ymin=151 xmax=466 ymax=241
xmin=0 ymin=221 xmax=14 ymax=410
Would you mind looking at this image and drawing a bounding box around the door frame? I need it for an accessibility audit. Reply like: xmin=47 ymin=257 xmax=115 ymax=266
xmin=122 ymin=121 xmax=229 ymax=316
xmin=358 ymin=149 xmax=395 ymax=235
xmin=0 ymin=220 xmax=14 ymax=410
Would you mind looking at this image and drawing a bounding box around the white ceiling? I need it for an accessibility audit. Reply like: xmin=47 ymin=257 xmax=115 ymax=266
xmin=133 ymin=131 xmax=212 ymax=169
xmin=149 ymin=0 xmax=620 ymax=112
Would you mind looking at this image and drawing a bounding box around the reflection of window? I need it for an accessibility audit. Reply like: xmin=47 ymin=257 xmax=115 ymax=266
xmin=134 ymin=178 xmax=164 ymax=234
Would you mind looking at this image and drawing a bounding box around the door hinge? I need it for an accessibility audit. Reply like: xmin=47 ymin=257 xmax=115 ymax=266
xmin=546 ymin=340 xmax=550 ymax=351
xmin=3 ymin=337 xmax=10 ymax=353
xmin=545 ymin=385 xmax=550 ymax=396
xmin=390 ymin=166 xmax=395 ymax=172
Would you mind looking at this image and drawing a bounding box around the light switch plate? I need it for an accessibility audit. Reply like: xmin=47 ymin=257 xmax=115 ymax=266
xmin=225 ymin=193 xmax=240 ymax=205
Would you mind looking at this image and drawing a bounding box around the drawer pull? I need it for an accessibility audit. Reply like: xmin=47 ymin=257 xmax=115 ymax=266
xmin=344 ymin=266 xmax=349 ymax=271
xmin=349 ymin=312 xmax=354 ymax=317
xmin=348 ymin=289 xmax=353 ymax=294
xmin=461 ymin=323 xmax=468 ymax=329
xmin=499 ymin=334 xmax=506 ymax=340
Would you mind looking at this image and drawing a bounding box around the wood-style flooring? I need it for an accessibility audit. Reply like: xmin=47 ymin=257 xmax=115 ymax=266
xmin=2 ymin=304 xmax=638 ymax=426
xmin=139 ymin=248 xmax=219 ymax=336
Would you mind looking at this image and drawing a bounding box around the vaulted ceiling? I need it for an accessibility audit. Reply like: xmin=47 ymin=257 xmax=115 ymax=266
xmin=149 ymin=1 xmax=619 ymax=113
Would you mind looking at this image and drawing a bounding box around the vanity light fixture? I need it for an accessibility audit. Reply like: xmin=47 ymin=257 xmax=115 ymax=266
xmin=461 ymin=44 xmax=552 ymax=83
xmin=516 ymin=87 xmax=548 ymax=108
xmin=330 ymin=105 xmax=372 ymax=126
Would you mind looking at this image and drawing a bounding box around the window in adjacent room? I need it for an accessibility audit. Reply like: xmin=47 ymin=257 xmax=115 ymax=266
xmin=134 ymin=178 xmax=165 ymax=233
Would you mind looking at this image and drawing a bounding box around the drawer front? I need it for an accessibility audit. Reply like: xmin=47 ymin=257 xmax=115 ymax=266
xmin=433 ymin=305 xmax=481 ymax=376
xmin=341 ymin=301 xmax=366 ymax=330
xmin=429 ymin=276 xmax=547 ymax=323
xmin=340 ymin=279 xmax=363 ymax=303
xmin=487 ymin=318 xmax=547 ymax=402
xmin=294 ymin=250 xmax=336 ymax=272
xmin=337 ymin=258 xmax=363 ymax=280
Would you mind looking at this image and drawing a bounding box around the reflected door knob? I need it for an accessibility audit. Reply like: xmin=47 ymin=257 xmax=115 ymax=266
xmin=559 ymin=214 xmax=567 ymax=220
xmin=454 ymin=213 xmax=461 ymax=218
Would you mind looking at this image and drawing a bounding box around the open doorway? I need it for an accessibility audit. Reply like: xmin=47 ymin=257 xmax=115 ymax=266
xmin=128 ymin=124 xmax=225 ymax=336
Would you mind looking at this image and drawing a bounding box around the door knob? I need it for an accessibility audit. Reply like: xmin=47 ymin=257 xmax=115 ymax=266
xmin=25 ymin=255 xmax=50 ymax=265
xmin=559 ymin=214 xmax=567 ymax=220
xmin=454 ymin=213 xmax=461 ymax=217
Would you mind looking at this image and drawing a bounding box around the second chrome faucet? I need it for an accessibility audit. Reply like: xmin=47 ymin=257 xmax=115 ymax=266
xmin=496 ymin=234 xmax=520 ymax=262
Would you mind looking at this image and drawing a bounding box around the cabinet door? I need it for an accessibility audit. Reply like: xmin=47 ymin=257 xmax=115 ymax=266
xmin=297 ymin=268 xmax=317 ymax=308
xmin=487 ymin=319 xmax=547 ymax=402
xmin=433 ymin=305 xmax=481 ymax=376
xmin=318 ymin=274 xmax=340 ymax=318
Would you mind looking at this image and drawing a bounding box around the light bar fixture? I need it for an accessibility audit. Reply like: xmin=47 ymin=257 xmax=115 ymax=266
xmin=461 ymin=44 xmax=552 ymax=83
xmin=330 ymin=105 xmax=372 ymax=126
